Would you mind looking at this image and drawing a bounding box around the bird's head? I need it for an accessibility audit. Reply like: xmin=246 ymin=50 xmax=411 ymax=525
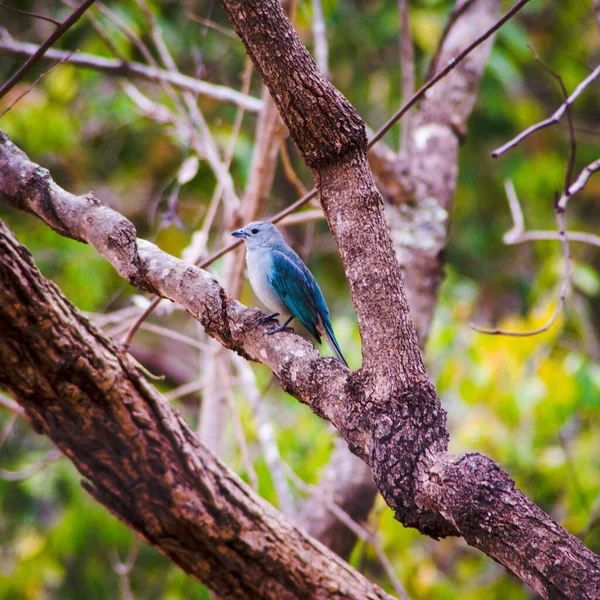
xmin=231 ymin=221 xmax=284 ymax=249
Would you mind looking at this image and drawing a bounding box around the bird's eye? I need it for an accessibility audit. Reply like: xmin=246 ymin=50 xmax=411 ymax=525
xmin=251 ymin=228 xmax=259 ymax=235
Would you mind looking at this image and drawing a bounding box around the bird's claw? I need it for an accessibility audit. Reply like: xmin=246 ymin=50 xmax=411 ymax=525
xmin=266 ymin=324 xmax=295 ymax=335
xmin=255 ymin=312 xmax=279 ymax=326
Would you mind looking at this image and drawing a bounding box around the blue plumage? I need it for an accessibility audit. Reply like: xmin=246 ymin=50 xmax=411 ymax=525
xmin=232 ymin=221 xmax=348 ymax=367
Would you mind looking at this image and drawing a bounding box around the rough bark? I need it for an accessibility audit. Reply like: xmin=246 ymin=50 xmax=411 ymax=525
xmin=301 ymin=0 xmax=501 ymax=556
xmin=2 ymin=124 xmax=599 ymax=597
xmin=0 ymin=220 xmax=392 ymax=600
xmin=1 ymin=0 xmax=599 ymax=596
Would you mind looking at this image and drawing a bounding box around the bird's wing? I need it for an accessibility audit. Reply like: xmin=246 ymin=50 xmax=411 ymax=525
xmin=268 ymin=250 xmax=321 ymax=342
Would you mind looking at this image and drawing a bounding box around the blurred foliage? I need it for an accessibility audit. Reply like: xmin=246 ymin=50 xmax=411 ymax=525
xmin=0 ymin=0 xmax=599 ymax=598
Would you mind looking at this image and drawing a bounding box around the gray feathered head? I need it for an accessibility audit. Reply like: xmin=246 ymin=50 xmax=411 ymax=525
xmin=231 ymin=221 xmax=285 ymax=249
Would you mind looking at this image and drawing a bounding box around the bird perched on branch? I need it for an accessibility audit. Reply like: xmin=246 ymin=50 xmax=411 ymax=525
xmin=232 ymin=221 xmax=348 ymax=367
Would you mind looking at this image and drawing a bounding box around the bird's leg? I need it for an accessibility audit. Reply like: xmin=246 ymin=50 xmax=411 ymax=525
xmin=256 ymin=312 xmax=279 ymax=326
xmin=266 ymin=315 xmax=295 ymax=335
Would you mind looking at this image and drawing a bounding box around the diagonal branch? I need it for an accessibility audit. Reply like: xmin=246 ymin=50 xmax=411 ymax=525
xmin=2 ymin=126 xmax=600 ymax=597
xmin=0 ymin=219 xmax=392 ymax=600
xmin=492 ymin=64 xmax=600 ymax=158
xmin=0 ymin=0 xmax=96 ymax=100
xmin=0 ymin=37 xmax=263 ymax=111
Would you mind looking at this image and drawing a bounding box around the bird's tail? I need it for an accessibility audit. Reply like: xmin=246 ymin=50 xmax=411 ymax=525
xmin=320 ymin=318 xmax=348 ymax=368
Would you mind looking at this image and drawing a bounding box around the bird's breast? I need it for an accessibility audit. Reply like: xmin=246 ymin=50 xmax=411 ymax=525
xmin=246 ymin=250 xmax=289 ymax=315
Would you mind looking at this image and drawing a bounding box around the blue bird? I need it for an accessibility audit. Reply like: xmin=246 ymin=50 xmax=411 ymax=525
xmin=232 ymin=221 xmax=348 ymax=367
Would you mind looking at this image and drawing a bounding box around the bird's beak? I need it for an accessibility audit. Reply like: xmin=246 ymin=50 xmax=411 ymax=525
xmin=231 ymin=229 xmax=246 ymax=238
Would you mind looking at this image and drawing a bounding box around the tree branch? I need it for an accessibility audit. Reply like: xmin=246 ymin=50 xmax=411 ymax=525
xmin=2 ymin=0 xmax=600 ymax=590
xmin=0 ymin=0 xmax=96 ymax=100
xmin=0 ymin=219 xmax=392 ymax=600
xmin=0 ymin=37 xmax=263 ymax=112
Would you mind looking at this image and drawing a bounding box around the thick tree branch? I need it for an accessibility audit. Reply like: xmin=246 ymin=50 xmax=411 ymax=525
xmin=301 ymin=0 xmax=502 ymax=554
xmin=3 ymin=0 xmax=600 ymax=589
xmin=2 ymin=128 xmax=600 ymax=597
xmin=0 ymin=220 xmax=392 ymax=600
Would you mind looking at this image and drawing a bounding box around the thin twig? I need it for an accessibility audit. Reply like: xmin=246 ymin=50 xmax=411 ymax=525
xmin=122 ymin=297 xmax=162 ymax=348
xmin=136 ymin=322 xmax=209 ymax=351
xmin=233 ymin=355 xmax=296 ymax=516
xmin=578 ymin=489 xmax=600 ymax=540
xmin=557 ymin=157 xmax=600 ymax=211
xmin=222 ymin=363 xmax=259 ymax=491
xmin=492 ymin=64 xmax=600 ymax=158
xmin=111 ymin=536 xmax=142 ymax=600
xmin=0 ymin=412 xmax=18 ymax=450
xmin=185 ymin=12 xmax=239 ymax=40
xmin=527 ymin=45 xmax=577 ymax=191
xmin=279 ymin=134 xmax=308 ymax=197
xmin=424 ymin=0 xmax=476 ymax=81
xmin=61 ymin=0 xmax=127 ymax=62
xmin=136 ymin=0 xmax=241 ymax=219
xmin=0 ymin=49 xmax=77 ymax=118
xmin=195 ymin=56 xmax=253 ymax=231
xmin=472 ymin=195 xmax=572 ymax=337
xmin=0 ymin=38 xmax=263 ymax=111
xmin=503 ymin=179 xmax=600 ymax=247
xmin=0 ymin=449 xmax=62 ymax=481
xmin=0 ymin=0 xmax=96 ymax=100
xmin=164 ymin=379 xmax=205 ymax=401
xmin=0 ymin=392 xmax=26 ymax=418
xmin=370 ymin=0 xmax=533 ymax=148
xmin=284 ymin=464 xmax=410 ymax=600
xmin=279 ymin=209 xmax=325 ymax=226
xmin=0 ymin=2 xmax=61 ymax=26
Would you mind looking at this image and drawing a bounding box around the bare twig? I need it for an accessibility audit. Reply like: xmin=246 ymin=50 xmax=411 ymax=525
xmin=424 ymin=0 xmax=476 ymax=81
xmin=472 ymin=193 xmax=572 ymax=337
xmin=0 ymin=2 xmax=61 ymax=26
xmin=579 ymin=490 xmax=600 ymax=540
xmin=0 ymin=392 xmax=26 ymax=418
xmin=0 ymin=0 xmax=96 ymax=100
xmin=285 ymin=465 xmax=410 ymax=600
xmin=195 ymin=56 xmax=253 ymax=231
xmin=163 ymin=379 xmax=205 ymax=401
xmin=557 ymin=157 xmax=600 ymax=211
xmin=233 ymin=355 xmax=296 ymax=517
xmin=0 ymin=38 xmax=262 ymax=111
xmin=0 ymin=449 xmax=62 ymax=481
xmin=279 ymin=209 xmax=325 ymax=226
xmin=492 ymin=64 xmax=600 ymax=158
xmin=0 ymin=49 xmax=77 ymax=118
xmin=61 ymin=0 xmax=127 ymax=61
xmin=111 ymin=536 xmax=142 ymax=600
xmin=279 ymin=134 xmax=308 ymax=197
xmin=0 ymin=412 xmax=18 ymax=449
xmin=527 ymin=45 xmax=577 ymax=190
xmin=370 ymin=0 xmax=533 ymax=148
xmin=223 ymin=363 xmax=259 ymax=491
xmin=185 ymin=12 xmax=239 ymax=40
xmin=503 ymin=179 xmax=600 ymax=247
xmin=134 ymin=322 xmax=208 ymax=351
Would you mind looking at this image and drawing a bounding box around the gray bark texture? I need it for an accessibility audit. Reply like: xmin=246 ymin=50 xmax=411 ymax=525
xmin=0 ymin=0 xmax=599 ymax=597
